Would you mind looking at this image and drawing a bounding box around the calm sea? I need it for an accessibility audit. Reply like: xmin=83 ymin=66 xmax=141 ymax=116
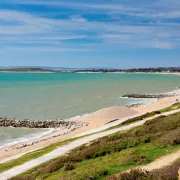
xmin=0 ymin=73 xmax=179 ymax=146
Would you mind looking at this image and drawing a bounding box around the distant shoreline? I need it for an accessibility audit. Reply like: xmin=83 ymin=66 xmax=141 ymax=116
xmin=76 ymin=72 xmax=180 ymax=75
xmin=0 ymin=67 xmax=180 ymax=74
xmin=0 ymin=71 xmax=54 ymax=73
xmin=0 ymin=71 xmax=179 ymax=76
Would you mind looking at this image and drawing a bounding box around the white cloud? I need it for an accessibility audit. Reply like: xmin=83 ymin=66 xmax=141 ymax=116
xmin=0 ymin=35 xmax=86 ymax=41
xmin=153 ymin=40 xmax=174 ymax=49
xmin=69 ymin=15 xmax=87 ymax=22
xmin=0 ymin=1 xmax=180 ymax=50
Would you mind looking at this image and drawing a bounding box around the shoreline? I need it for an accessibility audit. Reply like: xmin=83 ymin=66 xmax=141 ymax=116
xmin=0 ymin=96 xmax=157 ymax=150
xmin=0 ymin=95 xmax=159 ymax=149
xmin=0 ymin=71 xmax=180 ymax=75
xmin=0 ymin=90 xmax=180 ymax=163
xmin=0 ymin=71 xmax=55 ymax=74
xmin=0 ymin=128 xmax=55 ymax=149
xmin=75 ymin=72 xmax=180 ymax=75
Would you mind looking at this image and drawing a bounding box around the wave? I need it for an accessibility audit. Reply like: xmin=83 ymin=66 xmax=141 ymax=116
xmin=71 ymin=114 xmax=89 ymax=119
xmin=126 ymin=98 xmax=157 ymax=106
xmin=168 ymin=88 xmax=180 ymax=93
xmin=120 ymin=95 xmax=157 ymax=106
xmin=0 ymin=128 xmax=55 ymax=149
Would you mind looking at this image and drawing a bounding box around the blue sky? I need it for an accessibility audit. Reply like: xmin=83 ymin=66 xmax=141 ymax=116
xmin=0 ymin=0 xmax=180 ymax=68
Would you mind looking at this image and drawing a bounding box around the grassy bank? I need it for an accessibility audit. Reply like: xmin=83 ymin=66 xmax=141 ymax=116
xmin=0 ymin=103 xmax=179 ymax=174
xmin=11 ymin=112 xmax=180 ymax=180
xmin=0 ymin=137 xmax=82 ymax=173
xmin=108 ymin=158 xmax=180 ymax=180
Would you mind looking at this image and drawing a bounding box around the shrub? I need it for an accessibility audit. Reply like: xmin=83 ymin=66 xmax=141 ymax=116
xmin=64 ymin=162 xmax=75 ymax=171
xmin=141 ymin=135 xmax=152 ymax=144
xmin=11 ymin=175 xmax=34 ymax=180
xmin=154 ymin=111 xmax=161 ymax=114
xmin=150 ymin=159 xmax=180 ymax=180
xmin=120 ymin=150 xmax=148 ymax=164
xmin=99 ymin=169 xmax=109 ymax=176
xmin=38 ymin=161 xmax=63 ymax=174
xmin=157 ymin=128 xmax=180 ymax=146
xmin=107 ymin=169 xmax=150 ymax=180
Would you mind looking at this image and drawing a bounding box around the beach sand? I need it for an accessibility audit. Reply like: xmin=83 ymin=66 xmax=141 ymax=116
xmin=0 ymin=91 xmax=180 ymax=164
xmin=69 ymin=106 xmax=138 ymax=127
xmin=0 ymin=106 xmax=138 ymax=163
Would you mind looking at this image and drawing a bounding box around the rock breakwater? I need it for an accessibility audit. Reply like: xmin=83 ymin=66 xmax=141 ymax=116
xmin=126 ymin=103 xmax=145 ymax=108
xmin=0 ymin=118 xmax=88 ymax=150
xmin=0 ymin=118 xmax=88 ymax=129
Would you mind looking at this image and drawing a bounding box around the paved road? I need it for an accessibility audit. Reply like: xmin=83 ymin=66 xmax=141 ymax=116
xmin=1 ymin=109 xmax=180 ymax=180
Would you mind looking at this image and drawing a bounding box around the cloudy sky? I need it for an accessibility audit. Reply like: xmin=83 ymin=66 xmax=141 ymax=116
xmin=0 ymin=0 xmax=180 ymax=68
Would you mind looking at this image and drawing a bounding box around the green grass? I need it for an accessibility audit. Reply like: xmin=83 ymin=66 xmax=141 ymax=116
xmin=108 ymin=155 xmax=180 ymax=180
xmin=11 ymin=112 xmax=180 ymax=180
xmin=0 ymin=136 xmax=83 ymax=173
xmin=1 ymin=103 xmax=179 ymax=174
xmin=43 ymin=145 xmax=180 ymax=180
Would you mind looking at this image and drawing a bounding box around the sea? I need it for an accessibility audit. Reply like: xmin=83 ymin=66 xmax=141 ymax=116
xmin=0 ymin=72 xmax=179 ymax=147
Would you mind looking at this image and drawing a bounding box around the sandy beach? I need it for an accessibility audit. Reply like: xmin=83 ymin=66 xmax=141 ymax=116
xmin=0 ymin=89 xmax=180 ymax=164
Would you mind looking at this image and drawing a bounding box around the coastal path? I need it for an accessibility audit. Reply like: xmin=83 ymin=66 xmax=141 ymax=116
xmin=142 ymin=149 xmax=180 ymax=171
xmin=1 ymin=109 xmax=180 ymax=180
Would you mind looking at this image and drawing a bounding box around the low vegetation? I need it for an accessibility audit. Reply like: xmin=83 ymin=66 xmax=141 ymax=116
xmin=108 ymin=158 xmax=180 ymax=180
xmin=11 ymin=112 xmax=180 ymax=180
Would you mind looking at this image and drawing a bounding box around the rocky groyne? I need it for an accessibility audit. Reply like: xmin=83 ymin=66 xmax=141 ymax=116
xmin=0 ymin=118 xmax=88 ymax=150
xmin=0 ymin=118 xmax=89 ymax=150
xmin=126 ymin=103 xmax=145 ymax=108
xmin=123 ymin=93 xmax=179 ymax=99
xmin=0 ymin=118 xmax=88 ymax=129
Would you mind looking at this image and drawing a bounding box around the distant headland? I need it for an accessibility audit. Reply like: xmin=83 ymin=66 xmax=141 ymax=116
xmin=0 ymin=67 xmax=54 ymax=73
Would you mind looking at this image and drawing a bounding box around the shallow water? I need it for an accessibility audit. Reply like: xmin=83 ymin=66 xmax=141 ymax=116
xmin=0 ymin=73 xmax=179 ymax=146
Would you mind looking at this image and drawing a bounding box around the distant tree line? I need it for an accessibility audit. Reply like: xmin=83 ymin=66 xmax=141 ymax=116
xmin=73 ymin=67 xmax=180 ymax=73
xmin=0 ymin=67 xmax=180 ymax=73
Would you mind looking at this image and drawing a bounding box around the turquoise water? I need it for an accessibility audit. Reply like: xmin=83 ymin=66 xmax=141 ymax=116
xmin=0 ymin=73 xmax=179 ymax=146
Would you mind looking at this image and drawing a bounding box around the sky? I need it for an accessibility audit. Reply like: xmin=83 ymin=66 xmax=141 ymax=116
xmin=0 ymin=0 xmax=180 ymax=68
